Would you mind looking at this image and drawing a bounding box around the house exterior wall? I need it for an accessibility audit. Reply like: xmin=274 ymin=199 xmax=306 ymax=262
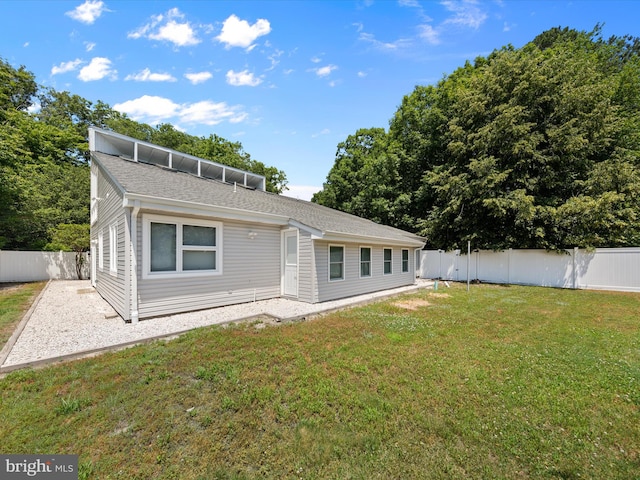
xmin=297 ymin=229 xmax=316 ymax=303
xmin=313 ymin=241 xmax=416 ymax=303
xmin=135 ymin=211 xmax=282 ymax=319
xmin=91 ymin=163 xmax=128 ymax=320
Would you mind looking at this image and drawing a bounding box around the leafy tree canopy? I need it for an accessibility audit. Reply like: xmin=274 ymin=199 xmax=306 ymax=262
xmin=0 ymin=57 xmax=287 ymax=250
xmin=314 ymin=26 xmax=640 ymax=250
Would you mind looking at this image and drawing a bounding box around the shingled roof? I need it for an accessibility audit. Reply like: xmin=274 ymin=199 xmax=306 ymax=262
xmin=93 ymin=151 xmax=424 ymax=247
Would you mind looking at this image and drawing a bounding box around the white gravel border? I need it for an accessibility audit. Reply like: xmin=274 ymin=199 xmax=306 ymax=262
xmin=1 ymin=279 xmax=433 ymax=371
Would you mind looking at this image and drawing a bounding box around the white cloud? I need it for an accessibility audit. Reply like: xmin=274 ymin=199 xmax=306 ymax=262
xmin=441 ymin=0 xmax=487 ymax=29
xmin=129 ymin=8 xmax=200 ymax=47
xmin=125 ymin=68 xmax=176 ymax=82
xmin=311 ymin=128 xmax=330 ymax=138
xmin=283 ymin=185 xmax=321 ymax=202
xmin=266 ymin=49 xmax=283 ymax=71
xmin=216 ymin=14 xmax=271 ymax=49
xmin=23 ymin=42 xmax=29 ymax=48
xmin=51 ymin=58 xmax=83 ymax=75
xmin=310 ymin=56 xmax=322 ymax=63
xmin=418 ymin=24 xmax=440 ymax=45
xmin=113 ymin=95 xmax=248 ymax=126
xmin=179 ymin=100 xmax=248 ymax=125
xmin=78 ymin=57 xmax=116 ymax=81
xmin=312 ymin=65 xmax=338 ymax=77
xmin=357 ymin=71 xmax=367 ymax=78
xmin=113 ymin=95 xmax=180 ymax=123
xmin=184 ymin=71 xmax=213 ymax=85
xmin=66 ymin=0 xmax=107 ymax=25
xmin=226 ymin=69 xmax=263 ymax=87
xmin=359 ymin=32 xmax=411 ymax=51
xmin=85 ymin=42 xmax=96 ymax=52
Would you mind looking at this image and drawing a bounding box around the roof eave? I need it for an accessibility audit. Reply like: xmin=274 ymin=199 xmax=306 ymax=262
xmin=312 ymin=230 xmax=425 ymax=248
xmin=122 ymin=193 xmax=290 ymax=226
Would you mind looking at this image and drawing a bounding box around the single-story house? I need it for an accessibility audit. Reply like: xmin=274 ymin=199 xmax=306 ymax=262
xmin=89 ymin=128 xmax=425 ymax=322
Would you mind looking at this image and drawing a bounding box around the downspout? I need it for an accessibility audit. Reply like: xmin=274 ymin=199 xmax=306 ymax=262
xmin=130 ymin=204 xmax=140 ymax=323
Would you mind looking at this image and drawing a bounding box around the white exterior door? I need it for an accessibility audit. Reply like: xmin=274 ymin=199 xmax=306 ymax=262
xmin=283 ymin=230 xmax=298 ymax=297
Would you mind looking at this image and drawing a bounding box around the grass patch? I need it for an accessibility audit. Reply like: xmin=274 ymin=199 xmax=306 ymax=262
xmin=0 ymin=282 xmax=46 ymax=348
xmin=1 ymin=283 xmax=639 ymax=478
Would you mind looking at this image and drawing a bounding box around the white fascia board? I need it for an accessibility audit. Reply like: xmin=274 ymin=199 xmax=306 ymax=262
xmin=288 ymin=219 xmax=323 ymax=237
xmin=312 ymin=231 xmax=425 ymax=248
xmin=122 ymin=193 xmax=290 ymax=226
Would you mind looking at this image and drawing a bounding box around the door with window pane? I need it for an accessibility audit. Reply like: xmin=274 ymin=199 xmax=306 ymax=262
xmin=283 ymin=230 xmax=298 ymax=297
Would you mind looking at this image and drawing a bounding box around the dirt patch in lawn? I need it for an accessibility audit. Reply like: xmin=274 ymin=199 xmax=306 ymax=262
xmin=392 ymin=299 xmax=431 ymax=310
xmin=429 ymin=293 xmax=451 ymax=298
xmin=0 ymin=283 xmax=23 ymax=293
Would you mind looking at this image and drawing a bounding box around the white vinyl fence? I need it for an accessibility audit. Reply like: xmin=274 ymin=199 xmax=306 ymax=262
xmin=0 ymin=251 xmax=89 ymax=282
xmin=420 ymin=247 xmax=640 ymax=293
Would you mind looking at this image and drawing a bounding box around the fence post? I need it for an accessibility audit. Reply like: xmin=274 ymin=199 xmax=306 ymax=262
xmin=573 ymin=247 xmax=578 ymax=289
xmin=508 ymin=248 xmax=512 ymax=285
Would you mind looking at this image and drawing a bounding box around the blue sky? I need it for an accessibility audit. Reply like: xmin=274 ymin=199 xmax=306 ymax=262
xmin=2 ymin=1 xmax=639 ymax=199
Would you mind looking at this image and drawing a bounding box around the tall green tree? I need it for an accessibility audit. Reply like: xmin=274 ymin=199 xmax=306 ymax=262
xmin=315 ymin=27 xmax=640 ymax=250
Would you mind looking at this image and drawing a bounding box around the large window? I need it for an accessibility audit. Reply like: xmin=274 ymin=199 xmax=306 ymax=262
xmin=383 ymin=248 xmax=393 ymax=275
xmin=329 ymin=245 xmax=344 ymax=281
xmin=402 ymin=249 xmax=409 ymax=273
xmin=360 ymin=247 xmax=371 ymax=278
xmin=144 ymin=215 xmax=221 ymax=278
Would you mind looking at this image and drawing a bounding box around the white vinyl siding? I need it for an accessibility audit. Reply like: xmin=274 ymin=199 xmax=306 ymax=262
xmin=314 ymin=242 xmax=416 ymax=303
xmin=384 ymin=248 xmax=393 ymax=275
xmin=98 ymin=230 xmax=104 ymax=270
xmin=136 ymin=218 xmax=281 ymax=319
xmin=143 ymin=214 xmax=221 ymax=279
xmin=360 ymin=247 xmax=372 ymax=278
xmin=91 ymin=162 xmax=128 ymax=320
xmin=329 ymin=245 xmax=345 ymax=281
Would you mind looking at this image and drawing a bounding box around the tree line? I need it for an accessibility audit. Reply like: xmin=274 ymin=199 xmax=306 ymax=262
xmin=0 ymin=59 xmax=287 ymax=251
xmin=313 ymin=26 xmax=640 ymax=250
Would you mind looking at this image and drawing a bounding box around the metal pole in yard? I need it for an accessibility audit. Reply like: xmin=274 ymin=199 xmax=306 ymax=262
xmin=467 ymin=241 xmax=471 ymax=292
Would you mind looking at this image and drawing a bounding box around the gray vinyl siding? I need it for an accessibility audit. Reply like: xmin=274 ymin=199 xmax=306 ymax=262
xmin=297 ymin=229 xmax=316 ymax=303
xmin=314 ymin=241 xmax=415 ymax=303
xmin=136 ymin=213 xmax=281 ymax=319
xmin=92 ymin=163 xmax=128 ymax=319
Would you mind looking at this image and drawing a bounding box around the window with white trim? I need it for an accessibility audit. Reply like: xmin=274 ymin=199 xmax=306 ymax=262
xmin=360 ymin=247 xmax=371 ymax=278
xmin=109 ymin=223 xmax=118 ymax=274
xmin=402 ymin=249 xmax=409 ymax=273
xmin=383 ymin=248 xmax=393 ymax=275
xmin=144 ymin=215 xmax=222 ymax=278
xmin=329 ymin=245 xmax=344 ymax=281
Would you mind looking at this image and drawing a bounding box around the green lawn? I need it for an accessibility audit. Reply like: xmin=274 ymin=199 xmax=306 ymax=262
xmin=1 ymin=283 xmax=639 ymax=479
xmin=0 ymin=282 xmax=46 ymax=348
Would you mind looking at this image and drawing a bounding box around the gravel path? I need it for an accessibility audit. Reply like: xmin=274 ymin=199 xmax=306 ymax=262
xmin=1 ymin=279 xmax=432 ymax=370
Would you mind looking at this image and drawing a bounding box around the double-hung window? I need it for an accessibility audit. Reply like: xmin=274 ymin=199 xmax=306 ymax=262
xmin=329 ymin=245 xmax=344 ymax=281
xmin=144 ymin=215 xmax=221 ymax=278
xmin=383 ymin=248 xmax=393 ymax=275
xmin=402 ymin=249 xmax=409 ymax=273
xmin=360 ymin=247 xmax=371 ymax=278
